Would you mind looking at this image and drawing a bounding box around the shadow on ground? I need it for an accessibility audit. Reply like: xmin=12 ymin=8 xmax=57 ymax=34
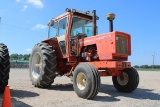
xmin=47 ymin=83 xmax=74 ymax=91
xmin=10 ymin=89 xmax=39 ymax=107
xmin=11 ymin=98 xmax=32 ymax=107
xmin=22 ymin=82 xmax=160 ymax=103
xmin=11 ymin=89 xmax=39 ymax=98
xmin=92 ymin=84 xmax=160 ymax=102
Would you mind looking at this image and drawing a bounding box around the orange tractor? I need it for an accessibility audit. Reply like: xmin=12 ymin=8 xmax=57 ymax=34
xmin=29 ymin=9 xmax=139 ymax=99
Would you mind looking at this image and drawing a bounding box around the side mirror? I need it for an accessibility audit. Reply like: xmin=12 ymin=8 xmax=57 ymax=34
xmin=48 ymin=19 xmax=54 ymax=26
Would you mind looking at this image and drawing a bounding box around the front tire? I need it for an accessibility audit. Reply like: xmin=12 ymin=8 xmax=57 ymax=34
xmin=73 ymin=63 xmax=100 ymax=99
xmin=0 ymin=43 xmax=10 ymax=93
xmin=112 ymin=67 xmax=139 ymax=93
xmin=29 ymin=42 xmax=57 ymax=88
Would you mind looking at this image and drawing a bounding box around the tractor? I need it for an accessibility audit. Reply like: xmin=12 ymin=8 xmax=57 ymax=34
xmin=0 ymin=43 xmax=10 ymax=93
xmin=29 ymin=8 xmax=139 ymax=99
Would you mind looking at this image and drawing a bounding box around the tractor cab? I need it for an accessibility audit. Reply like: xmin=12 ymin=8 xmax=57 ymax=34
xmin=47 ymin=9 xmax=97 ymax=59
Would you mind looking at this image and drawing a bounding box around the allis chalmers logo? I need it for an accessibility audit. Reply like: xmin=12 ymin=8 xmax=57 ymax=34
xmin=79 ymin=34 xmax=111 ymax=44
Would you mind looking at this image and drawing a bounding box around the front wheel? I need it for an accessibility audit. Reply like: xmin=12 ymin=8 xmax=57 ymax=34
xmin=73 ymin=63 xmax=100 ymax=99
xmin=112 ymin=67 xmax=139 ymax=93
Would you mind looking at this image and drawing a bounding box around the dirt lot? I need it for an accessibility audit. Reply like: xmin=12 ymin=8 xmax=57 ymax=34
xmin=0 ymin=69 xmax=160 ymax=107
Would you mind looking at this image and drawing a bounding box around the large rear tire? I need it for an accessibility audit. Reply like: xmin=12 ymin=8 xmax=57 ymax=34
xmin=112 ymin=67 xmax=139 ymax=93
xmin=29 ymin=42 xmax=57 ymax=88
xmin=0 ymin=43 xmax=10 ymax=93
xmin=73 ymin=63 xmax=100 ymax=99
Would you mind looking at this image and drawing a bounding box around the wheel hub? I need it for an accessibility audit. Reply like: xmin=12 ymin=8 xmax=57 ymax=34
xmin=117 ymin=72 xmax=129 ymax=86
xmin=76 ymin=72 xmax=86 ymax=90
xmin=31 ymin=52 xmax=42 ymax=79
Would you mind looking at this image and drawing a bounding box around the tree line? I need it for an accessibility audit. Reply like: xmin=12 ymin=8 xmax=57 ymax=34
xmin=10 ymin=53 xmax=30 ymax=61
xmin=133 ymin=65 xmax=160 ymax=68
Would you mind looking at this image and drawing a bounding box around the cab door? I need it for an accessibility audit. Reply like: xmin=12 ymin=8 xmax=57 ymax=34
xmin=56 ymin=17 xmax=68 ymax=56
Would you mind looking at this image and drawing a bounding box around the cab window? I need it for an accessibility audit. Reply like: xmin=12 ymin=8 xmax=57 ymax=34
xmin=58 ymin=17 xmax=67 ymax=36
xmin=49 ymin=22 xmax=58 ymax=38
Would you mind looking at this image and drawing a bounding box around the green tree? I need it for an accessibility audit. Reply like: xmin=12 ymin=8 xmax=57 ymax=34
xmin=18 ymin=54 xmax=24 ymax=60
xmin=140 ymin=65 xmax=149 ymax=68
xmin=133 ymin=65 xmax=139 ymax=68
xmin=23 ymin=54 xmax=30 ymax=60
xmin=10 ymin=53 xmax=18 ymax=60
xmin=10 ymin=53 xmax=30 ymax=60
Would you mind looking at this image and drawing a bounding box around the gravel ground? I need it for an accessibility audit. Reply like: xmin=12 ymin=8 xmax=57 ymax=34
xmin=0 ymin=69 xmax=160 ymax=107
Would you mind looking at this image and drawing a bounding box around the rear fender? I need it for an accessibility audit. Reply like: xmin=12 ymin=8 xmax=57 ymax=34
xmin=42 ymin=38 xmax=63 ymax=58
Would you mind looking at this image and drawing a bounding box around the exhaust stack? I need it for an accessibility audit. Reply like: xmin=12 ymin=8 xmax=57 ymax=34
xmin=92 ymin=10 xmax=96 ymax=36
xmin=106 ymin=13 xmax=115 ymax=32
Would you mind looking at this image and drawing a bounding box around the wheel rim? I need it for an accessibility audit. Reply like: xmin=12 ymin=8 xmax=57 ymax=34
xmin=117 ymin=72 xmax=129 ymax=86
xmin=76 ymin=72 xmax=86 ymax=90
xmin=31 ymin=52 xmax=42 ymax=79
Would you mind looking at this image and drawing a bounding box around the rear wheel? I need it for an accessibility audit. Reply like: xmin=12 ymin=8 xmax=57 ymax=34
xmin=29 ymin=42 xmax=57 ymax=88
xmin=73 ymin=63 xmax=100 ymax=99
xmin=0 ymin=43 xmax=10 ymax=93
xmin=112 ymin=67 xmax=139 ymax=93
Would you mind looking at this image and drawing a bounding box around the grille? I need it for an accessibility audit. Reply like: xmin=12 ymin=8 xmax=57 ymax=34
xmin=116 ymin=35 xmax=128 ymax=54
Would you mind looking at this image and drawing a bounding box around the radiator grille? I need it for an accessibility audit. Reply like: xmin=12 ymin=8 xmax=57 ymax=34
xmin=116 ymin=35 xmax=128 ymax=54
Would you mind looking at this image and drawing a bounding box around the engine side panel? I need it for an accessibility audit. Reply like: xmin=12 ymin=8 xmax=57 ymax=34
xmin=78 ymin=31 xmax=131 ymax=61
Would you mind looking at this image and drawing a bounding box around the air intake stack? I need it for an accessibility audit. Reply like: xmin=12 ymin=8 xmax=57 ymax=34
xmin=106 ymin=13 xmax=115 ymax=32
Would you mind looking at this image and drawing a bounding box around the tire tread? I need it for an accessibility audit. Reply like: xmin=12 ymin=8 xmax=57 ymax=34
xmin=0 ymin=43 xmax=10 ymax=93
xmin=29 ymin=42 xmax=57 ymax=88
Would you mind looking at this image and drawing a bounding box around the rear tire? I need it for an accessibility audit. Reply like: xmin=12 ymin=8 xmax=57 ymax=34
xmin=0 ymin=43 xmax=10 ymax=93
xmin=29 ymin=42 xmax=57 ymax=88
xmin=112 ymin=67 xmax=139 ymax=93
xmin=73 ymin=63 xmax=100 ymax=99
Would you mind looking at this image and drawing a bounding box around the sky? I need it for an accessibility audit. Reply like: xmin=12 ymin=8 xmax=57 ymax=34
xmin=0 ymin=0 xmax=160 ymax=66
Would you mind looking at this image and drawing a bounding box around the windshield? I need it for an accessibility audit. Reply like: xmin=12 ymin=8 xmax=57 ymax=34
xmin=71 ymin=17 xmax=92 ymax=37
